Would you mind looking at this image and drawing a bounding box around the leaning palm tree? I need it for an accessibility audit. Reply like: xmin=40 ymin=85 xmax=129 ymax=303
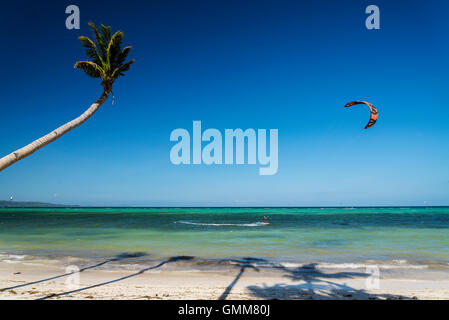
xmin=0 ymin=22 xmax=134 ymax=172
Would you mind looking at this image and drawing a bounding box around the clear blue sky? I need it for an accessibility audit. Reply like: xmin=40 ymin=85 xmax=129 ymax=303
xmin=0 ymin=0 xmax=448 ymax=206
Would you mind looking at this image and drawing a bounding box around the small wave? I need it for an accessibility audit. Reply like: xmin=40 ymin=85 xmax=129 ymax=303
xmin=175 ymin=221 xmax=268 ymax=227
xmin=251 ymin=261 xmax=434 ymax=270
xmin=0 ymin=253 xmax=25 ymax=260
xmin=316 ymin=262 xmax=429 ymax=270
xmin=0 ymin=253 xmax=27 ymax=264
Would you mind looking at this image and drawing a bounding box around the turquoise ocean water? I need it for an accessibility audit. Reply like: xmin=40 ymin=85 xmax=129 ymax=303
xmin=0 ymin=207 xmax=448 ymax=267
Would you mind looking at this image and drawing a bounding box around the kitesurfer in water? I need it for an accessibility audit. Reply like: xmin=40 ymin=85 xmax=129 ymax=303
xmin=263 ymin=216 xmax=270 ymax=224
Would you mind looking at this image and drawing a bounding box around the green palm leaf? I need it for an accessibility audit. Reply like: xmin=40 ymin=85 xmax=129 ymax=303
xmin=107 ymin=31 xmax=124 ymax=70
xmin=112 ymin=59 xmax=135 ymax=79
xmin=78 ymin=36 xmax=102 ymax=65
xmin=117 ymin=46 xmax=132 ymax=66
xmin=74 ymin=61 xmax=103 ymax=78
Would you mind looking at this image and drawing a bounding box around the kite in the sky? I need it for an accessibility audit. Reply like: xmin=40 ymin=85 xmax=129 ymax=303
xmin=345 ymin=100 xmax=378 ymax=129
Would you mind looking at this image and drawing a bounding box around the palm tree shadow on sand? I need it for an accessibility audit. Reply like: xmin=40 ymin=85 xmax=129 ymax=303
xmin=37 ymin=255 xmax=195 ymax=300
xmin=220 ymin=259 xmax=413 ymax=300
xmin=0 ymin=252 xmax=148 ymax=292
xmin=218 ymin=257 xmax=262 ymax=300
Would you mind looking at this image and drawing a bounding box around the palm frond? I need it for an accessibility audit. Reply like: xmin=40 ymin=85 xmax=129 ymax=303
xmin=112 ymin=59 xmax=135 ymax=79
xmin=78 ymin=36 xmax=102 ymax=65
xmin=88 ymin=22 xmax=107 ymax=63
xmin=107 ymin=31 xmax=124 ymax=69
xmin=74 ymin=61 xmax=103 ymax=78
xmin=100 ymin=25 xmax=112 ymax=44
xmin=116 ymin=46 xmax=132 ymax=66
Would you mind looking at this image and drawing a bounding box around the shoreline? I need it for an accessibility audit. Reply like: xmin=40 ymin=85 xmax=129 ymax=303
xmin=1 ymin=254 xmax=449 ymax=300
xmin=2 ymin=250 xmax=449 ymax=272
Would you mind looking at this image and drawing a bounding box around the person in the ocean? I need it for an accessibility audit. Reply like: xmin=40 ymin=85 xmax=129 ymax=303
xmin=263 ymin=216 xmax=270 ymax=224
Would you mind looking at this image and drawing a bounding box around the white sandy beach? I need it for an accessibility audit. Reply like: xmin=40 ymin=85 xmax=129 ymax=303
xmin=1 ymin=257 xmax=449 ymax=300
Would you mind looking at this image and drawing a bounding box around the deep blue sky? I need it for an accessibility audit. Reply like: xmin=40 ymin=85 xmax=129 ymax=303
xmin=0 ymin=0 xmax=448 ymax=206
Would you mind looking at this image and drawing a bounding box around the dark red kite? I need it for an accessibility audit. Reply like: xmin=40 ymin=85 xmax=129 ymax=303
xmin=345 ymin=100 xmax=378 ymax=129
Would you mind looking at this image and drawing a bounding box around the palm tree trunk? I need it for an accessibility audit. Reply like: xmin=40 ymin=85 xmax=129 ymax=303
xmin=0 ymin=88 xmax=110 ymax=172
